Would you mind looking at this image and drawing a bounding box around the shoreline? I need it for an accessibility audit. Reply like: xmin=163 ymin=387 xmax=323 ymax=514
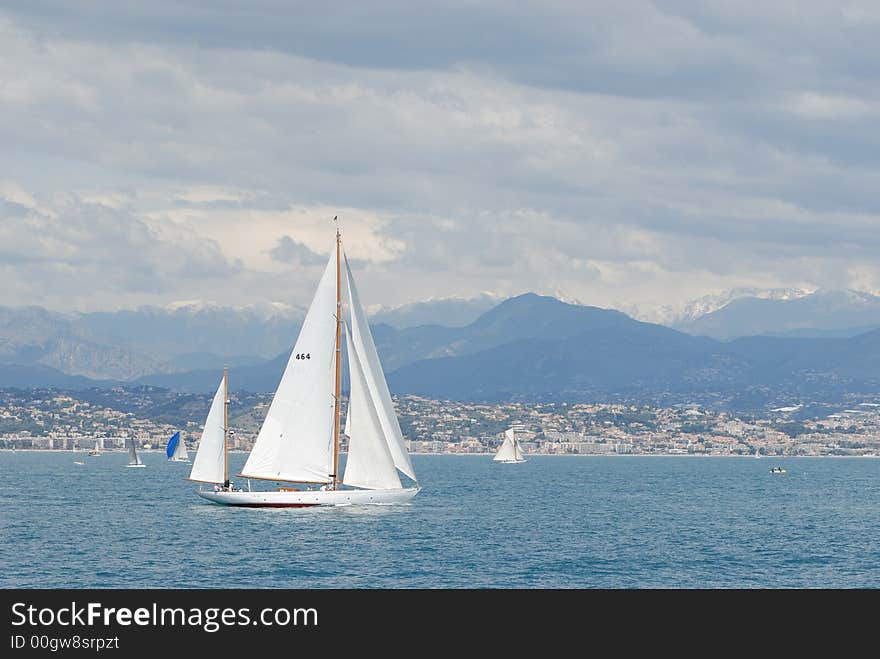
xmin=1 ymin=449 xmax=876 ymax=458
xmin=404 ymin=452 xmax=879 ymax=458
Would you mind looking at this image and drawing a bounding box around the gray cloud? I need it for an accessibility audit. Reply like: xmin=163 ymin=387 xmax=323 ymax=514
xmin=268 ymin=235 xmax=326 ymax=266
xmin=0 ymin=191 xmax=241 ymax=308
xmin=0 ymin=2 xmax=878 ymax=315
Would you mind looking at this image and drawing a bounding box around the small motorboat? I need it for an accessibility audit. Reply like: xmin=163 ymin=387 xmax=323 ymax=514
xmin=769 ymin=467 xmax=786 ymax=474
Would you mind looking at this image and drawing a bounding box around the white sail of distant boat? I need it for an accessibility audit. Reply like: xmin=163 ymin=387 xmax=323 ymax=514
xmin=126 ymin=437 xmax=145 ymax=468
xmin=755 ymin=447 xmax=761 ymax=459
xmin=196 ymin=226 xmax=420 ymax=507
xmin=88 ymin=439 xmax=101 ymax=457
xmin=166 ymin=431 xmax=189 ymax=462
xmin=494 ymin=427 xmax=527 ymax=463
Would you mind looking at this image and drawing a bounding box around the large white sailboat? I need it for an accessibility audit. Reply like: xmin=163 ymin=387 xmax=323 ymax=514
xmin=196 ymin=228 xmax=420 ymax=507
xmin=494 ymin=427 xmax=526 ymax=463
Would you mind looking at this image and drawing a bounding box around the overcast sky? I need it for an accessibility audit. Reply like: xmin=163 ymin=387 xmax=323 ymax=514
xmin=1 ymin=1 xmax=878 ymax=317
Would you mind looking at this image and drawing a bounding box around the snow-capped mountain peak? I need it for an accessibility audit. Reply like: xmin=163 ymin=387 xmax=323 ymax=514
xmin=634 ymin=288 xmax=815 ymax=327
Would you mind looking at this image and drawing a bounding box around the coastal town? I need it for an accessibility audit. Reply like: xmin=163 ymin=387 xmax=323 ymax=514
xmin=1 ymin=386 xmax=878 ymax=457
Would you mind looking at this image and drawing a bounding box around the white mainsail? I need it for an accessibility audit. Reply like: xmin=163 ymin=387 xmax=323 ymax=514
xmin=342 ymin=325 xmax=402 ymax=490
xmin=343 ymin=254 xmax=417 ymax=482
xmin=126 ymin=438 xmax=143 ymax=465
xmin=239 ymin=253 xmax=337 ymax=483
xmin=189 ymin=376 xmax=226 ymax=484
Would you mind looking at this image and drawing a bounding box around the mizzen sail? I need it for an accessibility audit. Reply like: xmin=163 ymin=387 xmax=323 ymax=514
xmin=189 ymin=376 xmax=227 ymax=484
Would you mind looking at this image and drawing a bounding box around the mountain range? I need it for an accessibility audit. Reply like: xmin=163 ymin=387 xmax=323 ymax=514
xmin=0 ymin=303 xmax=300 ymax=381
xmin=369 ymin=294 xmax=500 ymax=329
xmin=386 ymin=294 xmax=880 ymax=403
xmin=676 ymin=289 xmax=880 ymax=339
xmin=637 ymin=287 xmax=813 ymax=328
xmin=1 ymin=290 xmax=879 ymax=406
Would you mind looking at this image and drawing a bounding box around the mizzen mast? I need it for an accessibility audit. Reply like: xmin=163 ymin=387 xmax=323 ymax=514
xmin=223 ymin=365 xmax=229 ymax=488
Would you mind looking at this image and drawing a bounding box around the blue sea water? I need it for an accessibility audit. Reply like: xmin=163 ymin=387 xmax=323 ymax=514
xmin=1 ymin=452 xmax=878 ymax=588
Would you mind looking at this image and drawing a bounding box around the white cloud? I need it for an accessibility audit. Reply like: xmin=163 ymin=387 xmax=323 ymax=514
xmin=790 ymin=92 xmax=875 ymax=120
xmin=0 ymin=2 xmax=878 ymax=314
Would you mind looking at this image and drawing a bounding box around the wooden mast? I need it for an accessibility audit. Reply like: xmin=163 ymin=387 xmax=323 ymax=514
xmin=331 ymin=223 xmax=342 ymax=489
xmin=223 ymin=366 xmax=229 ymax=487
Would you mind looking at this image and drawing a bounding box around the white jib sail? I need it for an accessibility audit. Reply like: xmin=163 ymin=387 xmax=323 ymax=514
xmin=343 ymin=254 xmax=417 ymax=482
xmin=189 ymin=376 xmax=226 ymax=484
xmin=342 ymin=325 xmax=402 ymax=490
xmin=240 ymin=252 xmax=337 ymax=483
xmin=494 ymin=429 xmax=518 ymax=461
xmin=126 ymin=438 xmax=142 ymax=465
xmin=514 ymin=439 xmax=525 ymax=461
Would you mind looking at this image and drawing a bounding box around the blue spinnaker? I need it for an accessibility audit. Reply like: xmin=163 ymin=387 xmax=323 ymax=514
xmin=166 ymin=431 xmax=180 ymax=459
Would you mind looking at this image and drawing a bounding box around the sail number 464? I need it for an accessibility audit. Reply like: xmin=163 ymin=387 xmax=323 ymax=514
xmin=295 ymin=353 xmax=311 ymax=360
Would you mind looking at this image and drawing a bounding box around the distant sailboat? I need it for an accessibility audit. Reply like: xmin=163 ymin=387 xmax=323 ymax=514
xmin=126 ymin=437 xmax=146 ymax=468
xmin=494 ymin=427 xmax=527 ymax=463
xmin=196 ymin=227 xmax=420 ymax=507
xmin=87 ymin=439 xmax=101 ymax=457
xmin=166 ymin=431 xmax=189 ymax=462
xmin=755 ymin=448 xmax=762 ymax=459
